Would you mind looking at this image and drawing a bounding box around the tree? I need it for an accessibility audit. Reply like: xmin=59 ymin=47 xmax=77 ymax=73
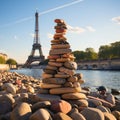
xmin=0 ymin=56 xmax=6 ymax=64
xmin=6 ymin=58 xmax=17 ymax=65
xmin=98 ymin=45 xmax=111 ymax=59
xmin=72 ymin=50 xmax=86 ymax=62
xmin=110 ymin=41 xmax=120 ymax=58
xmin=85 ymin=48 xmax=95 ymax=53
xmin=85 ymin=48 xmax=98 ymax=60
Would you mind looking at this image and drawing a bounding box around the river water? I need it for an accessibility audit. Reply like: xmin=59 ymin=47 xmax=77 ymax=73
xmin=10 ymin=68 xmax=120 ymax=92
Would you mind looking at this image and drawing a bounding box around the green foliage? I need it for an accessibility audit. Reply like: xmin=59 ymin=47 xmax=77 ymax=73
xmin=0 ymin=56 xmax=6 ymax=64
xmin=98 ymin=45 xmax=111 ymax=59
xmin=73 ymin=48 xmax=98 ymax=62
xmin=85 ymin=48 xmax=98 ymax=60
xmin=98 ymin=41 xmax=120 ymax=59
xmin=110 ymin=41 xmax=120 ymax=58
xmin=6 ymin=58 xmax=17 ymax=65
xmin=73 ymin=41 xmax=120 ymax=62
xmin=72 ymin=50 xmax=86 ymax=62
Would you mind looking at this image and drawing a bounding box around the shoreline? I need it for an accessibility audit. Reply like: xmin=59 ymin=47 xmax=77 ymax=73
xmin=0 ymin=71 xmax=119 ymax=119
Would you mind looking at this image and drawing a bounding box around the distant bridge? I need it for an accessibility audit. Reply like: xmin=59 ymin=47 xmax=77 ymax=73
xmin=77 ymin=58 xmax=120 ymax=70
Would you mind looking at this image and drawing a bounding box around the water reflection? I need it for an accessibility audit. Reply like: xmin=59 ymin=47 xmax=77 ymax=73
xmin=10 ymin=69 xmax=120 ymax=91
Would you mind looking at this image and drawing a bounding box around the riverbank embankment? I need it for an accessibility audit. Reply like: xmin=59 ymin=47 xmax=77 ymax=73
xmin=0 ymin=64 xmax=9 ymax=71
xmin=0 ymin=71 xmax=120 ymax=120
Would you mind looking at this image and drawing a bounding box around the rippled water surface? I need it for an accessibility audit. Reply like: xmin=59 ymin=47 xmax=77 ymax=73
xmin=10 ymin=69 xmax=120 ymax=91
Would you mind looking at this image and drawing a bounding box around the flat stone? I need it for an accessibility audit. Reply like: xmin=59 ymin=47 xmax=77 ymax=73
xmin=10 ymin=102 xmax=32 ymax=120
xmin=64 ymin=61 xmax=77 ymax=70
xmin=70 ymin=112 xmax=86 ymax=120
xmin=69 ymin=99 xmax=88 ymax=107
xmin=97 ymin=105 xmax=109 ymax=112
xmin=49 ymin=87 xmax=81 ymax=94
xmin=40 ymin=83 xmax=61 ymax=89
xmin=34 ymin=94 xmax=61 ymax=101
xmin=29 ymin=108 xmax=52 ymax=120
xmin=53 ymin=112 xmax=72 ymax=120
xmin=81 ymin=107 xmax=104 ymax=120
xmin=112 ymin=110 xmax=120 ymax=120
xmin=42 ymin=78 xmax=66 ymax=85
xmin=62 ymin=92 xmax=86 ymax=100
xmin=50 ymin=100 xmax=72 ymax=114
xmin=31 ymin=101 xmax=51 ymax=112
xmin=104 ymin=112 xmax=117 ymax=120
xmin=2 ymin=83 xmax=16 ymax=94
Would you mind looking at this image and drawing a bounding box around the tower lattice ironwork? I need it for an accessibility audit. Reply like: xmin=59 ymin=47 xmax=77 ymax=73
xmin=23 ymin=12 xmax=45 ymax=68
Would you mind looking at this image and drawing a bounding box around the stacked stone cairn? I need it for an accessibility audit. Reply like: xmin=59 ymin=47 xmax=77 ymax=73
xmin=0 ymin=19 xmax=119 ymax=120
xmin=40 ymin=19 xmax=86 ymax=100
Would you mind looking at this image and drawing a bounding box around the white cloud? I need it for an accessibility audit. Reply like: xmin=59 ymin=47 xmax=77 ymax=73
xmin=112 ymin=16 xmax=120 ymax=25
xmin=67 ymin=24 xmax=85 ymax=34
xmin=47 ymin=25 xmax=95 ymax=36
xmin=47 ymin=33 xmax=53 ymax=39
xmin=86 ymin=26 xmax=96 ymax=32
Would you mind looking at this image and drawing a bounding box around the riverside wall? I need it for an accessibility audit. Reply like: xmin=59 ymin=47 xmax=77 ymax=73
xmin=0 ymin=64 xmax=10 ymax=71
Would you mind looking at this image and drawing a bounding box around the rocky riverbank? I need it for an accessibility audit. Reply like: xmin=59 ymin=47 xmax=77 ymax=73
xmin=0 ymin=71 xmax=120 ymax=120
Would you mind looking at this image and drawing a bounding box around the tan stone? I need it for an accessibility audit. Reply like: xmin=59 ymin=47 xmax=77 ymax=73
xmin=56 ymin=58 xmax=70 ymax=62
xmin=51 ymin=44 xmax=70 ymax=49
xmin=54 ymin=73 xmax=70 ymax=78
xmin=97 ymin=105 xmax=110 ymax=112
xmin=67 ymin=76 xmax=78 ymax=82
xmin=78 ymin=79 xmax=85 ymax=84
xmin=45 ymin=65 xmax=58 ymax=70
xmin=2 ymin=83 xmax=16 ymax=94
xmin=31 ymin=101 xmax=51 ymax=112
xmin=10 ymin=102 xmax=32 ymax=120
xmin=43 ymin=69 xmax=57 ymax=74
xmin=40 ymin=83 xmax=61 ymax=89
xmin=62 ymin=92 xmax=86 ymax=100
xmin=51 ymin=100 xmax=72 ymax=114
xmin=34 ymin=94 xmax=61 ymax=101
xmin=64 ymin=61 xmax=77 ymax=70
xmin=48 ymin=61 xmax=63 ymax=67
xmin=87 ymin=98 xmax=102 ymax=107
xmin=63 ymin=82 xmax=73 ymax=87
xmin=81 ymin=107 xmax=104 ymax=120
xmin=0 ymin=94 xmax=15 ymax=104
xmin=42 ymin=73 xmax=53 ymax=79
xmin=53 ymin=112 xmax=72 ymax=120
xmin=59 ymin=67 xmax=75 ymax=76
xmin=74 ymin=73 xmax=83 ymax=79
xmin=49 ymin=48 xmax=72 ymax=55
xmin=69 ymin=99 xmax=88 ymax=107
xmin=29 ymin=108 xmax=52 ymax=120
xmin=49 ymin=87 xmax=81 ymax=94
xmin=70 ymin=112 xmax=86 ymax=120
xmin=42 ymin=78 xmax=66 ymax=85
xmin=104 ymin=112 xmax=117 ymax=120
xmin=112 ymin=110 xmax=120 ymax=120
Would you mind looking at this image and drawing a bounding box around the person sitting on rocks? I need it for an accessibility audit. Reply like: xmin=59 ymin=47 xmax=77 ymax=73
xmin=88 ymin=86 xmax=115 ymax=108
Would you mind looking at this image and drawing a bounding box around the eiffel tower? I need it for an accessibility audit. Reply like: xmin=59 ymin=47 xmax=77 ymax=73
xmin=23 ymin=11 xmax=45 ymax=68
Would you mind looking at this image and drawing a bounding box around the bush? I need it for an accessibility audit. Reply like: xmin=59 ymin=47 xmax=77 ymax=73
xmin=6 ymin=58 xmax=17 ymax=65
xmin=0 ymin=56 xmax=6 ymax=64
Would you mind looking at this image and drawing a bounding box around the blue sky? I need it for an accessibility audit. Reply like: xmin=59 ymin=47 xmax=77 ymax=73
xmin=0 ymin=0 xmax=120 ymax=63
